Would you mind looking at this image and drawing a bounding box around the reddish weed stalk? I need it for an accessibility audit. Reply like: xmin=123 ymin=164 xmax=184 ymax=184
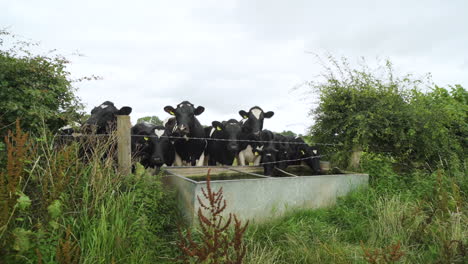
xmin=178 ymin=169 xmax=249 ymax=264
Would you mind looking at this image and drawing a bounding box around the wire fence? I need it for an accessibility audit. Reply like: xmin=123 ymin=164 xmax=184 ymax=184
xmin=55 ymin=133 xmax=342 ymax=146
xmin=257 ymin=154 xmax=327 ymax=166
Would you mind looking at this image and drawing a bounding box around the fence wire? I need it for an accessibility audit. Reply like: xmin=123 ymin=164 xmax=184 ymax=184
xmin=55 ymin=133 xmax=342 ymax=146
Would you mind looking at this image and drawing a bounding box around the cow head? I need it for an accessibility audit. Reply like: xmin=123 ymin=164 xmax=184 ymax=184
xmin=148 ymin=126 xmax=175 ymax=167
xmin=212 ymin=119 xmax=242 ymax=154
xmin=83 ymin=101 xmax=132 ymax=134
xmin=164 ymin=101 xmax=204 ymax=136
xmin=131 ymin=123 xmax=174 ymax=168
xmin=239 ymin=106 xmax=274 ymax=135
xmin=295 ymin=138 xmax=321 ymax=174
xmin=131 ymin=122 xmax=155 ymax=167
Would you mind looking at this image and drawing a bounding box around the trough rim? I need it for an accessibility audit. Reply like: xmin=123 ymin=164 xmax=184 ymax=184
xmin=162 ymin=165 xmax=368 ymax=184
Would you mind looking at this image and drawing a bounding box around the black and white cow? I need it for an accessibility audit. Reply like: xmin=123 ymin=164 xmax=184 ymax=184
xmin=237 ymin=106 xmax=274 ymax=166
xmin=287 ymin=136 xmax=321 ymax=174
xmin=256 ymin=130 xmax=278 ymax=176
xmin=76 ymin=101 xmax=132 ymax=160
xmin=164 ymin=101 xmax=207 ymax=166
xmin=205 ymin=119 xmax=243 ymax=166
xmin=131 ymin=122 xmax=175 ymax=169
xmin=82 ymin=101 xmax=132 ymax=134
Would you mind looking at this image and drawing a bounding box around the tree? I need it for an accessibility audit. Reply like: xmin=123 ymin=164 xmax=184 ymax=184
xmin=0 ymin=30 xmax=84 ymax=138
xmin=307 ymin=56 xmax=467 ymax=171
xmin=278 ymin=130 xmax=297 ymax=137
xmin=137 ymin=116 xmax=163 ymax=126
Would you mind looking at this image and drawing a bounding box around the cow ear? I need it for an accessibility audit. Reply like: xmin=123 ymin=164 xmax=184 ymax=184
xmin=164 ymin=106 xmax=175 ymax=115
xmin=194 ymin=106 xmax=205 ymax=115
xmin=264 ymin=111 xmax=274 ymax=118
xmin=212 ymin=121 xmax=223 ymax=131
xmin=118 ymin=106 xmax=132 ymax=115
xmin=239 ymin=110 xmax=248 ymax=119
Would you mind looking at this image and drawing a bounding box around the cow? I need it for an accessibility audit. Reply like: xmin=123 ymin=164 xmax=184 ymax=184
xmin=237 ymin=106 xmax=274 ymax=166
xmin=287 ymin=136 xmax=321 ymax=174
xmin=76 ymin=101 xmax=133 ymax=161
xmin=55 ymin=122 xmax=81 ymax=147
xmin=256 ymin=130 xmax=278 ymax=176
xmin=205 ymin=119 xmax=243 ymax=166
xmin=131 ymin=122 xmax=175 ymax=169
xmin=273 ymin=133 xmax=291 ymax=170
xmin=164 ymin=101 xmax=207 ymax=166
xmin=82 ymin=101 xmax=132 ymax=134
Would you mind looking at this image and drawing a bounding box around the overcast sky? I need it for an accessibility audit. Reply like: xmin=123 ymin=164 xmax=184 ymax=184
xmin=2 ymin=0 xmax=467 ymax=134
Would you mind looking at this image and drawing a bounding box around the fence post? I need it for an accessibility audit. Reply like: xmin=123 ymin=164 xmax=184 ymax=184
xmin=349 ymin=145 xmax=362 ymax=171
xmin=117 ymin=115 xmax=132 ymax=175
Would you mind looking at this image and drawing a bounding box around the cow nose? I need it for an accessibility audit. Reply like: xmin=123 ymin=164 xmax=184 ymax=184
xmin=177 ymin=124 xmax=189 ymax=134
xmin=254 ymin=131 xmax=260 ymax=136
xmin=153 ymin=157 xmax=162 ymax=162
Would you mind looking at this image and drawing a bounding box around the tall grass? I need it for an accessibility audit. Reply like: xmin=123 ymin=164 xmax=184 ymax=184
xmin=242 ymin=155 xmax=467 ymax=264
xmin=1 ymin=122 xmax=466 ymax=263
xmin=0 ymin=124 xmax=180 ymax=263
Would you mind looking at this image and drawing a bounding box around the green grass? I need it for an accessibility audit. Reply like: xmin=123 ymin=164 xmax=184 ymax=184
xmin=241 ymin=164 xmax=468 ymax=264
xmin=1 ymin=131 xmax=466 ymax=263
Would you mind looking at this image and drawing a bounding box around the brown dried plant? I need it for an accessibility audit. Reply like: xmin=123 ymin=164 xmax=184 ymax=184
xmin=360 ymin=241 xmax=405 ymax=264
xmin=0 ymin=120 xmax=29 ymax=237
xmin=56 ymin=226 xmax=80 ymax=264
xmin=437 ymin=239 xmax=466 ymax=264
xmin=178 ymin=169 xmax=249 ymax=264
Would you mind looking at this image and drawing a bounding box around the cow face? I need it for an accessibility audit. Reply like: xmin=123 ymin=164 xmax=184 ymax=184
xmin=83 ymin=101 xmax=132 ymax=134
xmin=164 ymin=101 xmax=204 ymax=136
xmin=239 ymin=106 xmax=274 ymax=135
xmin=297 ymin=142 xmax=321 ymax=174
xmin=212 ymin=119 xmax=242 ymax=153
xmin=149 ymin=126 xmax=174 ymax=167
xmin=131 ymin=122 xmax=155 ymax=167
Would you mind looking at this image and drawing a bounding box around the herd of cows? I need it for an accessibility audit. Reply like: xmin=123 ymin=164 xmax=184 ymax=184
xmin=62 ymin=100 xmax=321 ymax=176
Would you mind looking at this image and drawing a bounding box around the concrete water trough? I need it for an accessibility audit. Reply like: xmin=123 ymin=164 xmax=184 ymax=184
xmin=162 ymin=163 xmax=368 ymax=224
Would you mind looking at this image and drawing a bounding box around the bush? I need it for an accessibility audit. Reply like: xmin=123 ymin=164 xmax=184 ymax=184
xmin=307 ymin=56 xmax=467 ymax=172
xmin=0 ymin=30 xmax=84 ymax=139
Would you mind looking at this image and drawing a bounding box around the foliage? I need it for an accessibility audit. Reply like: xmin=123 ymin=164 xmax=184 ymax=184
xmin=242 ymin=165 xmax=467 ymax=263
xmin=0 ymin=120 xmax=29 ymax=250
xmin=0 ymin=122 xmax=180 ymax=263
xmin=178 ymin=169 xmax=249 ymax=264
xmin=137 ymin=116 xmax=164 ymax=126
xmin=277 ymin=130 xmax=297 ymax=137
xmin=308 ymin=56 xmax=467 ymax=171
xmin=360 ymin=241 xmax=405 ymax=264
xmin=0 ymin=29 xmax=85 ymax=140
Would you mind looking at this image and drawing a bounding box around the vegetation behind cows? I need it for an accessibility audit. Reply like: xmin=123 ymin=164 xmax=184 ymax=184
xmin=0 ymin=32 xmax=466 ymax=263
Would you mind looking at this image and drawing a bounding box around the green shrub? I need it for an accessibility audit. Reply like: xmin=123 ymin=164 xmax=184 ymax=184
xmin=308 ymin=56 xmax=467 ymax=172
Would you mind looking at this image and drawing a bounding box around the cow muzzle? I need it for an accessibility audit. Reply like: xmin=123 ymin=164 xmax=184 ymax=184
xmin=176 ymin=124 xmax=190 ymax=135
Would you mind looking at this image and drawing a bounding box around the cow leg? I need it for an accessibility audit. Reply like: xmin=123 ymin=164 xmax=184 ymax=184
xmin=203 ymin=155 xmax=210 ymax=166
xmin=196 ymin=153 xmax=205 ymax=167
xmin=208 ymin=157 xmax=216 ymax=166
xmin=253 ymin=155 xmax=261 ymax=166
xmin=238 ymin=151 xmax=246 ymax=166
xmin=174 ymin=153 xmax=183 ymax=166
